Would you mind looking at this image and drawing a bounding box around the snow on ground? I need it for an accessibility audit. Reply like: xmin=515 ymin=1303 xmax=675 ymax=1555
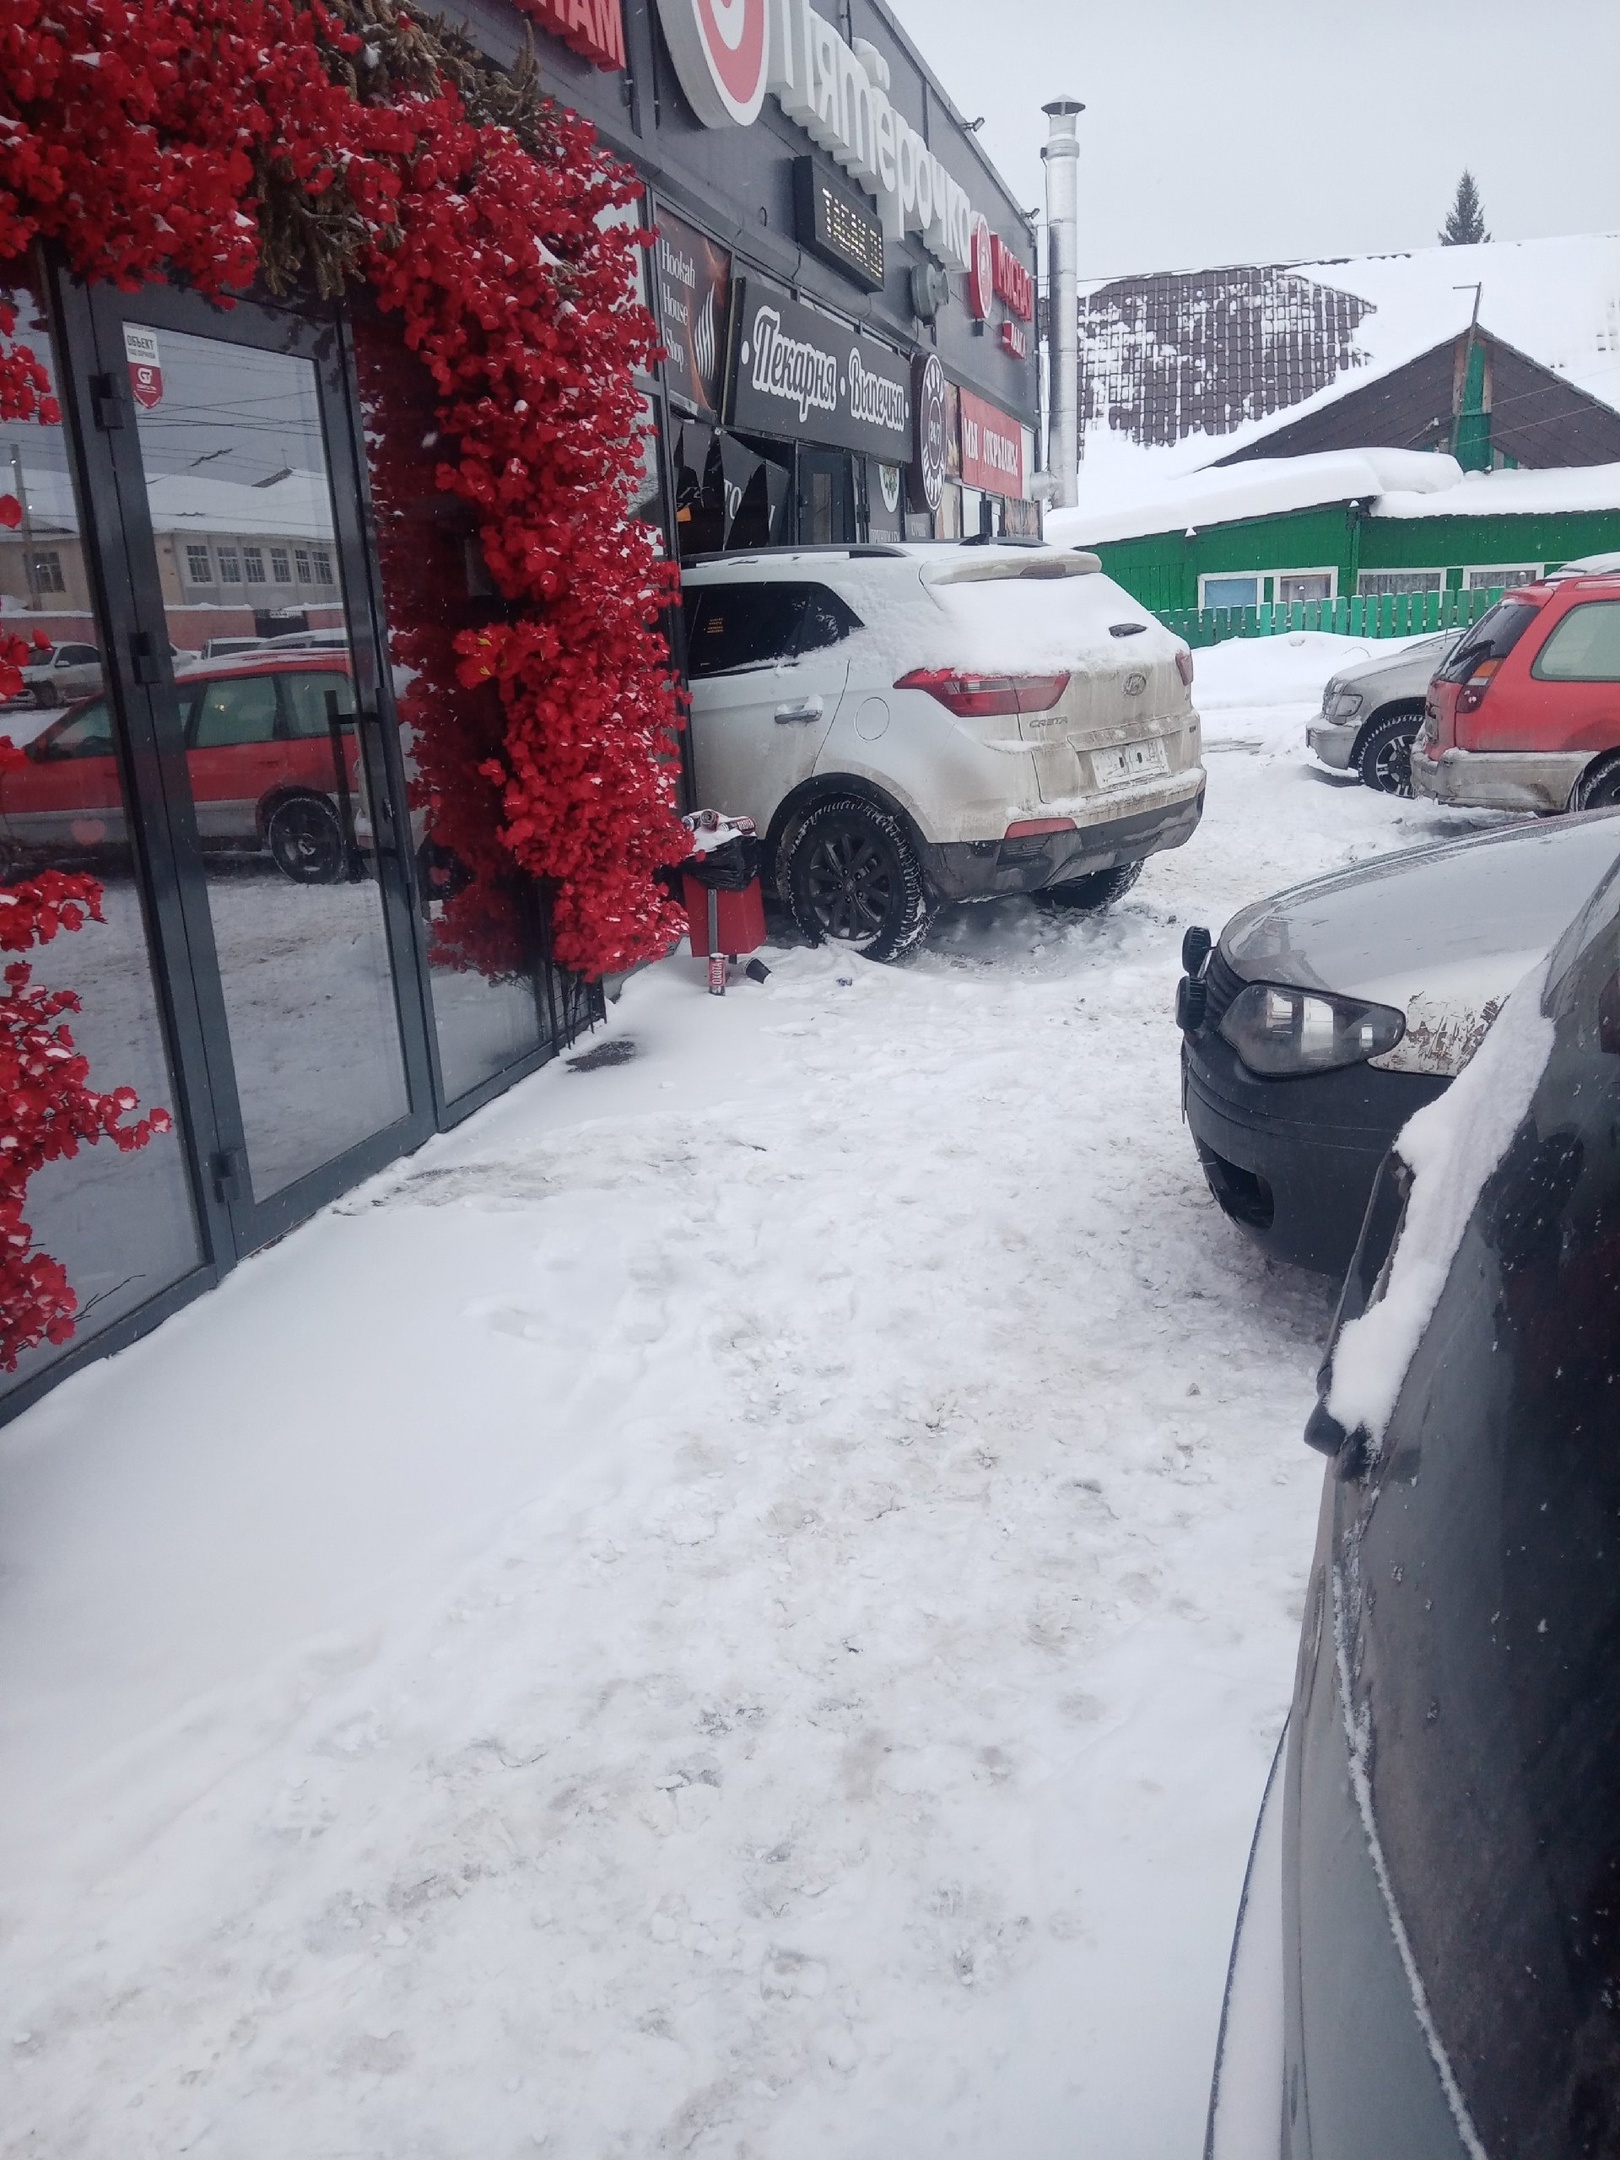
xmin=0 ymin=637 xmax=1507 ymax=2159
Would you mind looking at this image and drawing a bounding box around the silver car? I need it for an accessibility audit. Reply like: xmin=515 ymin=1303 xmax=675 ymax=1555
xmin=1306 ymin=630 xmax=1459 ymax=795
xmin=12 ymin=639 xmax=104 ymax=709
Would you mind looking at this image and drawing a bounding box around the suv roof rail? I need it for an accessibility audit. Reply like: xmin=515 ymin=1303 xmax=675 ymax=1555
xmin=685 ymin=544 xmax=908 ymax=565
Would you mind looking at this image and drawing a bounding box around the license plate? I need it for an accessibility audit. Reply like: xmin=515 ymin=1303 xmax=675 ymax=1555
xmin=1091 ymin=738 xmax=1169 ymax=788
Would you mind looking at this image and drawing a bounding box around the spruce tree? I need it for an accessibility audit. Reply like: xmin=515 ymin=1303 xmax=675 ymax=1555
xmin=1440 ymin=172 xmax=1490 ymax=247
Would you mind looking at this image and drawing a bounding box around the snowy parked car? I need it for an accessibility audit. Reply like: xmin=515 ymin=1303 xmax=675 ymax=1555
xmin=681 ymin=541 xmax=1204 ymax=961
xmin=1305 ymin=630 xmax=1457 ymax=795
xmin=1207 ymin=853 xmax=1620 ymax=2160
xmin=11 ymin=639 xmax=104 ymax=708
xmin=1176 ymin=809 xmax=1620 ymax=1272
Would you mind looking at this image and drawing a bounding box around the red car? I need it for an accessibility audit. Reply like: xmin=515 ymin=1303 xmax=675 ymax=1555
xmin=1413 ymin=566 xmax=1620 ymax=813
xmin=0 ymin=652 xmax=364 ymax=882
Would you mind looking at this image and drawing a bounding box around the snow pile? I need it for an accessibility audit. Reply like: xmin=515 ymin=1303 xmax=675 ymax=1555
xmin=1050 ymin=450 xmax=1461 ymax=551
xmin=1326 ymin=956 xmax=1556 ymax=1446
xmin=1374 ymin=462 xmax=1620 ymax=519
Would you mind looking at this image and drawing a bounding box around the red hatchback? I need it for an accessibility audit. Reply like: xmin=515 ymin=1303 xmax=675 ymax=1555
xmin=1413 ymin=568 xmax=1620 ymax=813
xmin=0 ymin=652 xmax=364 ymax=882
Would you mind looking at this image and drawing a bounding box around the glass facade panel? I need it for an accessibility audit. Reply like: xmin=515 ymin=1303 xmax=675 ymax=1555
xmin=351 ymin=308 xmax=549 ymax=1104
xmin=0 ymin=279 xmax=203 ymax=1401
xmin=127 ymin=321 xmax=411 ymax=1201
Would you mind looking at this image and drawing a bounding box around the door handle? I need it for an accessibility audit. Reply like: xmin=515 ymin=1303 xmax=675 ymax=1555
xmin=775 ymin=696 xmax=824 ymax=724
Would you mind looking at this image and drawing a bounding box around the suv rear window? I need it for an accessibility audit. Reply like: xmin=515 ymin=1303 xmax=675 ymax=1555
xmin=1530 ymin=599 xmax=1620 ymax=682
xmin=1439 ymin=598 xmax=1540 ymax=680
xmin=684 ymin=581 xmax=861 ymax=678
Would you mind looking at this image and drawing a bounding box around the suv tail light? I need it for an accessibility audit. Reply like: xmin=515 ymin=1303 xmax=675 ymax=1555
xmin=895 ymin=667 xmax=1070 ymax=717
xmin=1175 ymin=647 xmax=1195 ymax=687
xmin=1456 ymin=655 xmax=1503 ymax=715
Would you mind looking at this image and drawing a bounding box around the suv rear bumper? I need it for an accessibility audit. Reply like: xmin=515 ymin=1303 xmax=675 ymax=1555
xmin=1411 ymin=743 xmax=1587 ymax=813
xmin=923 ymin=775 xmax=1205 ymax=902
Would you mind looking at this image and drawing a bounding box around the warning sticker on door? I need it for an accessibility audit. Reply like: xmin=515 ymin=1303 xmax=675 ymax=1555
xmin=123 ymin=324 xmax=164 ymax=412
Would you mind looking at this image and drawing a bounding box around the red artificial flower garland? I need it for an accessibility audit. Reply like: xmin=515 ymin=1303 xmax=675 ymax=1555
xmin=0 ymin=0 xmax=686 ymax=1366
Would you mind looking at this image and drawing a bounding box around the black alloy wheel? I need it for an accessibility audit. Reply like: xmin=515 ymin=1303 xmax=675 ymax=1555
xmin=1038 ymin=858 xmax=1144 ymax=912
xmin=266 ymin=794 xmax=345 ymax=884
xmin=1355 ymin=707 xmax=1422 ymax=797
xmin=785 ymin=795 xmax=931 ymax=963
xmin=1572 ymin=750 xmax=1620 ymax=812
xmin=32 ymin=682 xmax=59 ymax=708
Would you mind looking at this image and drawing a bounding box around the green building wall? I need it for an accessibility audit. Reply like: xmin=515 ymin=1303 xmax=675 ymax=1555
xmin=1089 ymin=501 xmax=1620 ymax=615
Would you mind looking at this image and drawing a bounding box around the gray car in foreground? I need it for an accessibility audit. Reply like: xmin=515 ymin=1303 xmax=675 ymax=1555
xmin=1176 ymin=809 xmax=1620 ymax=1272
xmin=1306 ymin=631 xmax=1457 ymax=794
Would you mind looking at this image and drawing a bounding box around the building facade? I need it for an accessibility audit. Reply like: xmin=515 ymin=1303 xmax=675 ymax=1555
xmin=0 ymin=0 xmax=1039 ymax=1423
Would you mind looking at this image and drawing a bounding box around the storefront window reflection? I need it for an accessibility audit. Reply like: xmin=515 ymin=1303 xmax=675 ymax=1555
xmin=352 ymin=309 xmax=550 ymax=1105
xmin=0 ymin=277 xmax=202 ymax=1399
xmin=672 ymin=422 xmax=791 ymax=562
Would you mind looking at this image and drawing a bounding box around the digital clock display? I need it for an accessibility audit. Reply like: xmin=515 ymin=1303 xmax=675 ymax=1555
xmin=792 ymin=158 xmax=885 ymax=292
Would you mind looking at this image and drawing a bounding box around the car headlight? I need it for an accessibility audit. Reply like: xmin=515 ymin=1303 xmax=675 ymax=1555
xmin=1322 ymin=686 xmax=1364 ymax=721
xmin=1218 ymin=982 xmax=1405 ymax=1076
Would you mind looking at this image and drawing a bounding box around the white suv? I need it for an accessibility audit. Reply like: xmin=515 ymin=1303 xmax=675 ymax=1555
xmin=681 ymin=541 xmax=1204 ymax=960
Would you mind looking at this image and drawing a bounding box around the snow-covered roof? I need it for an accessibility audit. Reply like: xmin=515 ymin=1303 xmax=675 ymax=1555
xmin=1077 ymin=233 xmax=1620 ymax=493
xmin=1049 ymin=449 xmax=1620 ymax=549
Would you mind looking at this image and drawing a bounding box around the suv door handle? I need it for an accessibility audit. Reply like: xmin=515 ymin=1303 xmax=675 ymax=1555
xmin=775 ymin=696 xmax=824 ymax=724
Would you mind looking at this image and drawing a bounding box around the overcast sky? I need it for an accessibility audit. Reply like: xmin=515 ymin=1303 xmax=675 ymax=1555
xmin=884 ymin=0 xmax=1620 ymax=279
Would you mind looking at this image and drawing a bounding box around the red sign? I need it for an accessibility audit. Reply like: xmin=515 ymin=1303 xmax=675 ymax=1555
xmin=516 ymin=0 xmax=627 ymax=69
xmin=967 ymin=216 xmax=995 ymax=320
xmin=124 ymin=324 xmax=163 ymax=412
xmin=999 ymin=318 xmax=1029 ymax=361
xmin=958 ymin=386 xmax=1024 ymax=498
xmin=654 ymin=0 xmax=769 ymax=125
xmin=990 ymin=236 xmax=1034 ymax=322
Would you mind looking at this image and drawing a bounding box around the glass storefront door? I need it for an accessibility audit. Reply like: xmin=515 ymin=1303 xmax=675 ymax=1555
xmin=0 ymin=274 xmax=206 ymax=1406
xmin=115 ymin=317 xmax=413 ymax=1206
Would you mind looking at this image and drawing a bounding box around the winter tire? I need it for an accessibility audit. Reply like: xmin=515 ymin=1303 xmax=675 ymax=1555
xmin=1355 ymin=707 xmax=1422 ymax=797
xmin=32 ymin=682 xmax=59 ymax=709
xmin=1571 ymin=751 xmax=1620 ymax=812
xmin=785 ymin=795 xmax=931 ymax=963
xmin=1038 ymin=858 xmax=1144 ymax=912
xmin=267 ymin=794 xmax=345 ymax=884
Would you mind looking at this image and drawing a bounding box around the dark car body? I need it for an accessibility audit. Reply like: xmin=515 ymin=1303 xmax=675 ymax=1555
xmin=1179 ymin=813 xmax=1620 ymax=1275
xmin=1207 ymin=854 xmax=1620 ymax=2158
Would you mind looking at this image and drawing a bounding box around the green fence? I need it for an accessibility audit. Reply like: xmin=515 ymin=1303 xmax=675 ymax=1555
xmin=1159 ymin=586 xmax=1509 ymax=649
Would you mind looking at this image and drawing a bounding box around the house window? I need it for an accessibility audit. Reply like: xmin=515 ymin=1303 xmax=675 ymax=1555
xmin=217 ymin=547 xmax=242 ymax=583
xmin=243 ymin=545 xmax=266 ymax=584
xmin=1200 ymin=574 xmax=1260 ymax=610
xmin=1358 ymin=570 xmax=1442 ymax=598
xmin=1466 ymin=565 xmax=1541 ymax=590
xmin=29 ymin=550 xmax=65 ymax=593
xmin=311 ymin=547 xmax=334 ymax=584
xmin=270 ymin=547 xmax=291 ymax=583
xmin=1276 ymin=571 xmax=1335 ymax=605
xmin=185 ymin=542 xmax=212 ymax=583
xmin=294 ymin=546 xmax=313 ymax=583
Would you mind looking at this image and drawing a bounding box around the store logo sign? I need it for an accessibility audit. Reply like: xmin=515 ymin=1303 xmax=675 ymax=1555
xmin=124 ymin=323 xmax=163 ymax=411
xmin=516 ymin=0 xmax=627 ymax=70
xmin=967 ymin=216 xmax=994 ymax=319
xmin=912 ymin=352 xmax=947 ymax=512
xmin=658 ymin=0 xmax=977 ymax=274
xmin=655 ymin=0 xmax=770 ymax=126
xmin=770 ymin=0 xmax=973 ymax=271
xmin=748 ymin=304 xmax=839 ymax=424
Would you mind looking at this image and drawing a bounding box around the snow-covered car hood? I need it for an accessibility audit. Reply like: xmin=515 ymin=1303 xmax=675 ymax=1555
xmin=1221 ymin=812 xmax=1620 ymax=1075
xmin=1320 ymin=631 xmax=1455 ymax=711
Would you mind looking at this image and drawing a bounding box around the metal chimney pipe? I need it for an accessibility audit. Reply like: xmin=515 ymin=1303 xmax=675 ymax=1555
xmin=1042 ymin=98 xmax=1084 ymax=509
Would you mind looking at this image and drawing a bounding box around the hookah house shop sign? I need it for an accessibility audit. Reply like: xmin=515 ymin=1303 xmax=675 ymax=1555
xmin=725 ymin=278 xmax=911 ymax=464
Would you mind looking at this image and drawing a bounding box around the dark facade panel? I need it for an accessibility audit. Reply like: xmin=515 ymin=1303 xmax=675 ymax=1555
xmin=1486 ymin=338 xmax=1620 ymax=468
